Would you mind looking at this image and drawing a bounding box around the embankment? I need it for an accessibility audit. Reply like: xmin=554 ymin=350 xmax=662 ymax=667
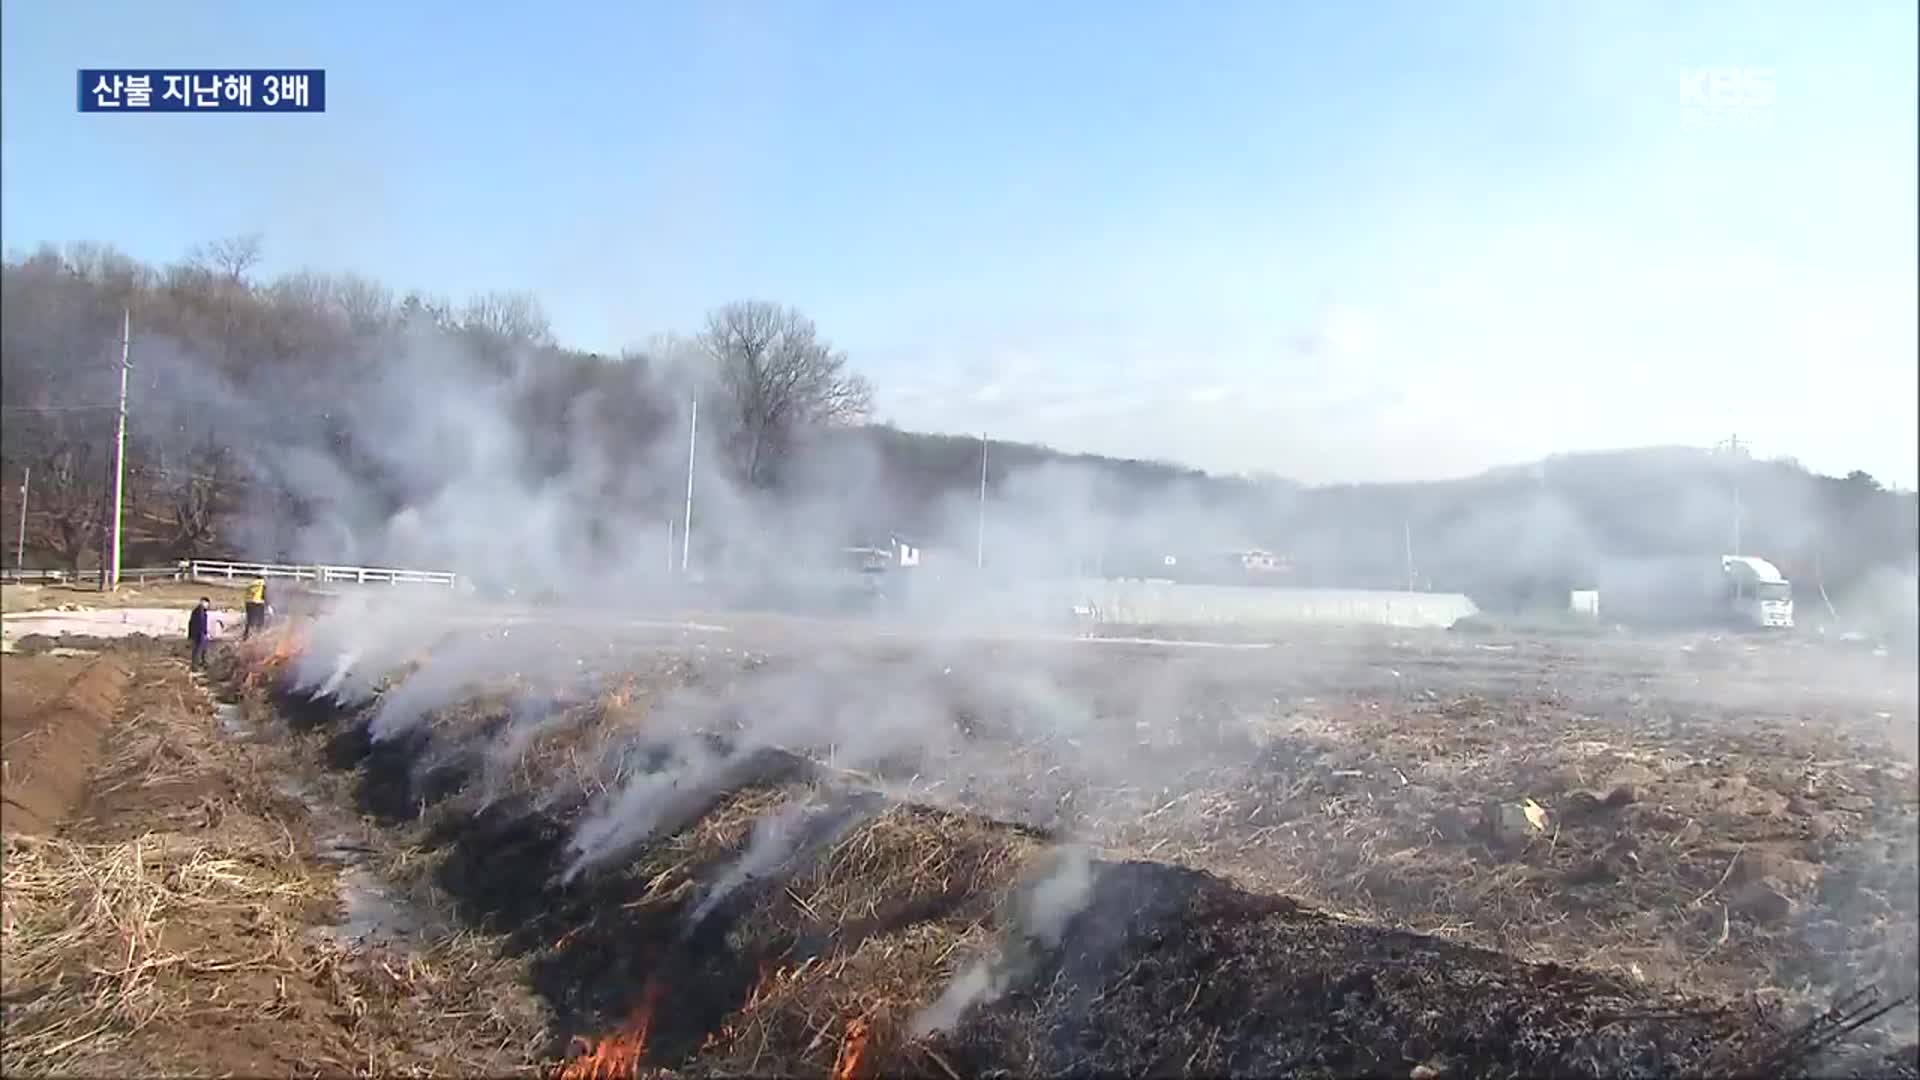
xmin=1 ymin=655 xmax=130 ymax=835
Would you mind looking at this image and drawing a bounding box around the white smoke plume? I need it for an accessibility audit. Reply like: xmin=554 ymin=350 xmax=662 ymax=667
xmin=685 ymin=797 xmax=816 ymax=932
xmin=563 ymin=736 xmax=738 ymax=883
xmin=908 ymin=844 xmax=1097 ymax=1037
xmin=95 ymin=296 xmax=1909 ymax=1048
xmin=681 ymin=790 xmax=882 ymax=936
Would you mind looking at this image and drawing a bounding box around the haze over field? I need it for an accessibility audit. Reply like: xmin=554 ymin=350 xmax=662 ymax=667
xmin=1 ymin=3 xmax=1914 ymax=643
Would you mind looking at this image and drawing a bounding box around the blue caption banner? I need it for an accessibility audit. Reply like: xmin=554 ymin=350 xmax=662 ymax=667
xmin=77 ymin=69 xmax=326 ymax=113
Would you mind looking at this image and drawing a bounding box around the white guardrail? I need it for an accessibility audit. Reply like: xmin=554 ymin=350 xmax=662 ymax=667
xmin=3 ymin=560 xmax=459 ymax=588
xmin=186 ymin=560 xmax=460 ymax=587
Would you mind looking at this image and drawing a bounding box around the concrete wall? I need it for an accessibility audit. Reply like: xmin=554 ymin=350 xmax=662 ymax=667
xmin=901 ymin=576 xmax=1480 ymax=631
xmin=1067 ymin=581 xmax=1480 ymax=630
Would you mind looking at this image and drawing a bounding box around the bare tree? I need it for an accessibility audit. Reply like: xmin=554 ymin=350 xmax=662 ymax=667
xmin=398 ymin=291 xmax=455 ymax=331
xmin=698 ymin=301 xmax=872 ymax=487
xmin=166 ymin=440 xmax=235 ymax=557
xmin=192 ymin=233 xmax=264 ymax=285
xmin=32 ymin=438 xmax=106 ymax=573
xmin=460 ymin=290 xmax=552 ymax=348
xmin=180 ymin=234 xmax=266 ymax=372
xmin=333 ymin=273 xmax=395 ymax=336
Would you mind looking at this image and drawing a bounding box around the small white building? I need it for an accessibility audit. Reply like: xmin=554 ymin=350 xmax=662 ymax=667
xmin=841 ymin=536 xmax=921 ymax=572
xmin=1569 ymin=589 xmax=1601 ymax=618
xmin=893 ymin=538 xmax=920 ymax=567
xmin=1235 ymin=548 xmax=1290 ymax=573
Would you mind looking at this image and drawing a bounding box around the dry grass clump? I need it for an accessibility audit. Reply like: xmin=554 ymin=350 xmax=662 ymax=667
xmin=740 ymin=803 xmax=1041 ymax=941
xmin=696 ymin=920 xmax=986 ymax=1079
xmin=689 ymin=804 xmax=1044 ymax=1077
xmin=581 ymin=783 xmax=806 ymax=919
xmin=476 ymin=660 xmax=717 ymax=807
xmin=320 ymin=931 xmax=552 ymax=1078
xmin=0 ymin=830 xmax=325 ymax=1074
xmin=2 ymin=827 xmax=553 ymax=1078
xmin=667 ymin=783 xmax=797 ymax=859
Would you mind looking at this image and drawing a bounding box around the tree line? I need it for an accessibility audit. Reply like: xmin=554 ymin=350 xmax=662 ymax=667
xmin=1 ymin=237 xmax=1914 ymax=626
xmin=0 ymin=238 xmax=875 ymax=571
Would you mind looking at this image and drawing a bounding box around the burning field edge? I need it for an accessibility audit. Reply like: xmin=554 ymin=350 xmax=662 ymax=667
xmin=187 ymin=627 xmax=1918 ymax=1080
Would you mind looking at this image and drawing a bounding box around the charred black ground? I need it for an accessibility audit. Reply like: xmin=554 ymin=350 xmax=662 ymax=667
xmin=260 ymin=681 xmax=809 ymax=1059
xmin=946 ymin=859 xmax=1751 ymax=1079
xmin=228 ymin=665 xmax=1904 ymax=1080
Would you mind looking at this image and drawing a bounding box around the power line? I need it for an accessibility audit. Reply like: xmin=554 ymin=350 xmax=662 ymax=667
xmin=0 ymin=403 xmax=121 ymax=413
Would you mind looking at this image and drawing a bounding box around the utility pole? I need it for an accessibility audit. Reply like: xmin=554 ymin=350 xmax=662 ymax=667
xmin=15 ymin=466 xmax=28 ymax=571
xmin=1403 ymin=519 xmax=1415 ymax=592
xmin=680 ymin=397 xmax=697 ymax=574
xmin=103 ymin=309 xmax=130 ymax=592
xmin=976 ymin=432 xmax=988 ymax=571
xmin=1720 ymin=433 xmax=1745 ymax=555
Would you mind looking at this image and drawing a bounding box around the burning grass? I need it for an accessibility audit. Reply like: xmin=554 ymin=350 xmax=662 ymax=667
xmin=222 ymin=623 xmax=1919 ymax=1077
xmin=232 ymin=626 xmax=309 ymax=692
xmin=555 ymin=980 xmax=667 ymax=1080
xmin=687 ymin=804 xmax=1044 ymax=1077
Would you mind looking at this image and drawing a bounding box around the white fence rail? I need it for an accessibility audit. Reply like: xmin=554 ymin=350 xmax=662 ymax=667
xmin=187 ymin=560 xmax=460 ymax=588
xmin=3 ymin=561 xmax=459 ymax=588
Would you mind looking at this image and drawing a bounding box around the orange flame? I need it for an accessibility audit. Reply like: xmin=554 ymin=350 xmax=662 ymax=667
xmin=832 ymin=1017 xmax=871 ymax=1080
xmin=244 ymin=627 xmax=307 ymax=689
xmin=267 ymin=633 xmax=302 ymax=668
xmin=601 ymin=675 xmax=638 ymax=712
xmin=557 ymin=981 xmax=663 ymax=1080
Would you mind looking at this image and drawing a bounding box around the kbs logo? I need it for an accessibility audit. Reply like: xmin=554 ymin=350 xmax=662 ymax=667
xmin=1679 ymin=67 xmax=1776 ymax=130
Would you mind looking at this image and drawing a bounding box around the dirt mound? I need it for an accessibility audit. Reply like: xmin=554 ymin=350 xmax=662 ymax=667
xmin=1 ymin=655 xmax=130 ymax=835
xmin=0 ymin=653 xmax=91 ymax=715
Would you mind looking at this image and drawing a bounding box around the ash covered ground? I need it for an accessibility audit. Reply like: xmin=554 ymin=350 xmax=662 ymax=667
xmin=211 ymin=604 xmax=1920 ymax=1078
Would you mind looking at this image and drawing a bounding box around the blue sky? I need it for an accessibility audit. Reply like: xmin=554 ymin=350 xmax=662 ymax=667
xmin=4 ymin=1 xmax=1915 ymax=486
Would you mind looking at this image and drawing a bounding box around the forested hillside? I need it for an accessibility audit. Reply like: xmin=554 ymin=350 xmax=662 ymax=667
xmin=2 ymin=240 xmax=1913 ymax=624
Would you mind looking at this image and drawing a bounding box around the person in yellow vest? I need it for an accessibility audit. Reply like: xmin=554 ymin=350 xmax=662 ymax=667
xmin=243 ymin=577 xmax=268 ymax=639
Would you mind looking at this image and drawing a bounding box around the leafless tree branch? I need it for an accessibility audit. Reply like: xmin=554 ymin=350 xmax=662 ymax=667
xmin=698 ymin=300 xmax=872 ymax=487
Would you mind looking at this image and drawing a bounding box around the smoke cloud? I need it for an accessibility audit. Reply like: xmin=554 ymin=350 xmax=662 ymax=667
xmin=68 ymin=281 xmax=1910 ymax=1052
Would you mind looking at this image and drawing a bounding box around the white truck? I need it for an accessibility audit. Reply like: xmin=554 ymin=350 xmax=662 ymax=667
xmin=1720 ymin=554 xmax=1795 ymax=629
xmin=1596 ymin=553 xmax=1794 ymax=630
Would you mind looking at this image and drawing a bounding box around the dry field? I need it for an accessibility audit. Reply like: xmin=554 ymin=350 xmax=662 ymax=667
xmin=3 ymin=614 xmax=1915 ymax=1078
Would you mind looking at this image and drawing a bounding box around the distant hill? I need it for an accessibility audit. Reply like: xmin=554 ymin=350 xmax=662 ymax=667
xmin=809 ymin=431 xmax=1915 ymax=625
